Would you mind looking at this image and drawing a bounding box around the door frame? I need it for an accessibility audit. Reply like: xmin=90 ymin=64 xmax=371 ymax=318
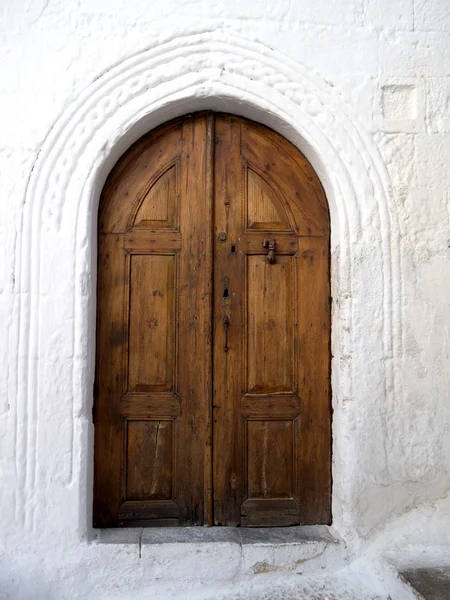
xmin=18 ymin=32 xmax=399 ymax=538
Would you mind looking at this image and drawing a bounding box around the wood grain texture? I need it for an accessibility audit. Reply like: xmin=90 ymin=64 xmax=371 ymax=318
xmin=240 ymin=394 xmax=300 ymax=420
xmin=240 ymin=122 xmax=329 ymax=237
xmin=212 ymin=114 xmax=247 ymax=526
xmin=94 ymin=112 xmax=330 ymax=528
xmin=246 ymin=168 xmax=288 ymax=229
xmin=128 ymin=255 xmax=175 ymax=391
xmin=118 ymin=500 xmax=180 ymax=527
xmin=133 ymin=164 xmax=176 ymax=227
xmin=240 ymin=498 xmax=300 ymax=527
xmin=93 ymin=233 xmax=127 ymax=527
xmin=120 ymin=392 xmax=181 ymax=418
xmin=212 ymin=114 xmax=330 ymax=527
xmin=204 ymin=112 xmax=215 ymax=527
xmin=247 ymin=420 xmax=293 ymax=499
xmin=126 ymin=420 xmax=173 ymax=501
xmin=296 ymin=237 xmax=331 ymax=524
xmin=94 ymin=115 xmax=212 ymax=527
xmin=99 ymin=125 xmax=182 ymax=234
xmin=173 ymin=114 xmax=212 ymax=525
xmin=246 ymin=254 xmax=295 ymax=393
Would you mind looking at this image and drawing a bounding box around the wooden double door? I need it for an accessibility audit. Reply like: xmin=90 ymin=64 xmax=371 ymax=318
xmin=93 ymin=113 xmax=331 ymax=528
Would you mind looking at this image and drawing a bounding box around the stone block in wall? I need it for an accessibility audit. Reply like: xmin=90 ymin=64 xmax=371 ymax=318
xmin=0 ymin=487 xmax=16 ymax=538
xmin=72 ymin=0 xmax=361 ymax=24
xmin=379 ymin=31 xmax=450 ymax=78
xmin=203 ymin=0 xmax=360 ymax=25
xmin=426 ymin=77 xmax=450 ymax=132
xmin=396 ymin=186 xmax=450 ymax=259
xmin=375 ymin=77 xmax=426 ymax=133
xmin=237 ymin=22 xmax=379 ymax=78
xmin=38 ymin=414 xmax=74 ymax=487
xmin=0 ymin=416 xmax=16 ymax=475
xmin=415 ymin=133 xmax=450 ymax=188
xmin=361 ymin=0 xmax=414 ymax=30
xmin=330 ymin=74 xmax=378 ymax=130
xmin=374 ymin=132 xmax=417 ymax=186
xmin=415 ymin=0 xmax=450 ymax=32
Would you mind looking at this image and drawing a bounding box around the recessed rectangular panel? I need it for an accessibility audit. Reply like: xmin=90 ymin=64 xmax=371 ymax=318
xmin=128 ymin=255 xmax=175 ymax=391
xmin=126 ymin=420 xmax=173 ymax=501
xmin=246 ymin=255 xmax=295 ymax=393
xmin=247 ymin=420 xmax=293 ymax=499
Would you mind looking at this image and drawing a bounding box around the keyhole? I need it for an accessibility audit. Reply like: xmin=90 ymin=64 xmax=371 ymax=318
xmin=223 ymin=288 xmax=229 ymax=298
xmin=231 ymin=244 xmax=236 ymax=253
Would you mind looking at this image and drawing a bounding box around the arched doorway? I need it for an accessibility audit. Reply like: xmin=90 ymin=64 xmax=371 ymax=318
xmin=93 ymin=112 xmax=331 ymax=527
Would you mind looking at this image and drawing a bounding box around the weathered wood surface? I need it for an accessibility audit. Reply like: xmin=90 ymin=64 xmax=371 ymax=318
xmin=94 ymin=112 xmax=331 ymax=527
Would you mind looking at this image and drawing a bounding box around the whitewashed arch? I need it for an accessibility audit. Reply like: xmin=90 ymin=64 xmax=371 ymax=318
xmin=16 ymin=31 xmax=401 ymax=538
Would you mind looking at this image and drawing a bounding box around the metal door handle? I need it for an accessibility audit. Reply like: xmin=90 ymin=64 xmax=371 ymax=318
xmin=263 ymin=238 xmax=276 ymax=264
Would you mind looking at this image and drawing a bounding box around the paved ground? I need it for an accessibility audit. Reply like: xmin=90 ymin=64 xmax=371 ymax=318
xmin=401 ymin=568 xmax=450 ymax=600
xmin=213 ymin=581 xmax=385 ymax=600
xmin=209 ymin=564 xmax=393 ymax=600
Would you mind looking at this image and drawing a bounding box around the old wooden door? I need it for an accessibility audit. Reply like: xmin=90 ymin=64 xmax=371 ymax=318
xmin=93 ymin=113 xmax=331 ymax=528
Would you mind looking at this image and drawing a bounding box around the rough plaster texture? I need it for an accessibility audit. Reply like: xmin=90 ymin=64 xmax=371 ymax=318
xmin=0 ymin=0 xmax=449 ymax=598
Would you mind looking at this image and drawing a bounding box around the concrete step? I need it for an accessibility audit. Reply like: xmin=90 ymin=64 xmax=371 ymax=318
xmin=96 ymin=527 xmax=402 ymax=599
xmin=98 ymin=525 xmax=346 ymax=577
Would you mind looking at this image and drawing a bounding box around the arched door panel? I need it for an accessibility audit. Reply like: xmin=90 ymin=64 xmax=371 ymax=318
xmin=94 ymin=113 xmax=330 ymax=528
xmin=212 ymin=115 xmax=330 ymax=526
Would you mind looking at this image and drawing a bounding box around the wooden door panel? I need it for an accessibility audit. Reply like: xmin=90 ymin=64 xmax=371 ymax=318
xmin=118 ymin=499 xmax=180 ymax=527
xmin=296 ymin=236 xmax=331 ymax=524
xmin=94 ymin=112 xmax=330 ymax=528
xmin=213 ymin=114 xmax=330 ymax=527
xmin=240 ymin=498 xmax=300 ymax=527
xmin=246 ymin=254 xmax=295 ymax=394
xmin=241 ymin=123 xmax=329 ymax=237
xmin=93 ymin=233 xmax=128 ymax=526
xmin=128 ymin=254 xmax=176 ymax=392
xmin=173 ymin=114 xmax=214 ymax=526
xmin=132 ymin=164 xmax=178 ymax=228
xmin=246 ymin=167 xmax=289 ymax=230
xmin=212 ymin=115 xmax=246 ymax=526
xmin=126 ymin=420 xmax=173 ymax=501
xmin=94 ymin=114 xmax=213 ymax=527
xmin=100 ymin=126 xmax=182 ymax=233
xmin=247 ymin=420 xmax=294 ymax=499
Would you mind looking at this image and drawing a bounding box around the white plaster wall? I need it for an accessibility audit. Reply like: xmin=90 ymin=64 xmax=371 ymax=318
xmin=0 ymin=0 xmax=449 ymax=598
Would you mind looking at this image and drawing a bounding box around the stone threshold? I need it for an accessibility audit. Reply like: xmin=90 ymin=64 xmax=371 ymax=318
xmin=95 ymin=524 xmax=338 ymax=547
xmin=94 ymin=526 xmax=347 ymax=582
